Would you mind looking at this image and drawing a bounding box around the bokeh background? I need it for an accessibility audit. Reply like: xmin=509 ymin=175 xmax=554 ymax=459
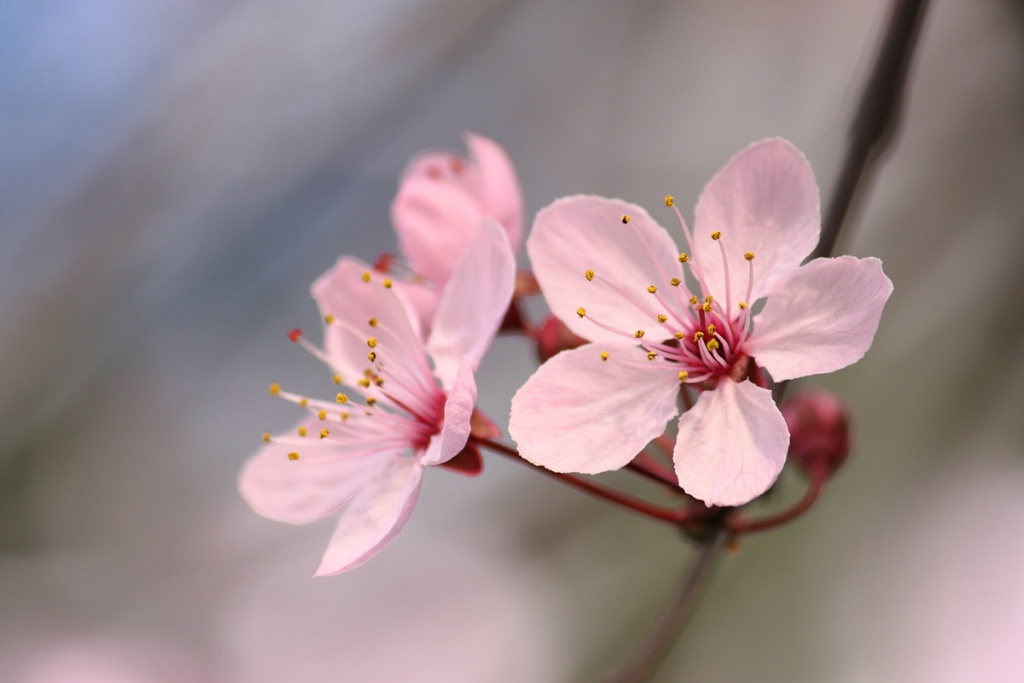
xmin=2 ymin=1 xmax=1023 ymax=681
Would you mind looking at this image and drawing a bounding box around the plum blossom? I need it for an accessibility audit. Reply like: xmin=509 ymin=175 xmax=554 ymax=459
xmin=509 ymin=138 xmax=892 ymax=507
xmin=240 ymin=219 xmax=515 ymax=575
xmin=389 ymin=133 xmax=524 ymax=334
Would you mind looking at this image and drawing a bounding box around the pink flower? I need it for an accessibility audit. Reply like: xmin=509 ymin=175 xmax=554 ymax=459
xmin=509 ymin=139 xmax=893 ymax=507
xmin=389 ymin=134 xmax=524 ymax=334
xmin=240 ymin=219 xmax=515 ymax=575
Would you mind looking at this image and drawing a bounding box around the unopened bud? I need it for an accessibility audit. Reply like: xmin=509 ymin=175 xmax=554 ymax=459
xmin=536 ymin=315 xmax=588 ymax=362
xmin=782 ymin=390 xmax=851 ymax=480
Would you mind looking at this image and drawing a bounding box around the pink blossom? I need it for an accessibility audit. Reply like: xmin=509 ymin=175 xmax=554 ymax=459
xmin=509 ymin=139 xmax=892 ymax=507
xmin=240 ymin=219 xmax=515 ymax=575
xmin=389 ymin=134 xmax=524 ymax=333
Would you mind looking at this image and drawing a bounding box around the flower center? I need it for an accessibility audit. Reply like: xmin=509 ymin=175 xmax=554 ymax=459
xmin=576 ymin=199 xmax=758 ymax=386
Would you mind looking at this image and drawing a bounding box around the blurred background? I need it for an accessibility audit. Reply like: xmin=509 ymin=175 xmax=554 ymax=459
xmin=2 ymin=1 xmax=1023 ymax=681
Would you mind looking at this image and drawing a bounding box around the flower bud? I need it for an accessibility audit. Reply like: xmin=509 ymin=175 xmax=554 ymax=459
xmin=536 ymin=315 xmax=587 ymax=362
xmin=782 ymin=389 xmax=851 ymax=480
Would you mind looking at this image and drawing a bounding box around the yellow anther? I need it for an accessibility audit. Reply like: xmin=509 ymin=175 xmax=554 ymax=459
xmin=706 ymin=338 xmax=721 ymax=352
xmin=657 ymin=314 xmax=667 ymax=323
xmin=647 ymin=285 xmax=657 ymax=294
xmin=621 ymin=215 xmax=631 ymax=224
xmin=678 ymin=371 xmax=689 ymax=381
xmin=694 ymin=331 xmax=705 ymax=341
xmin=670 ymin=277 xmax=681 ymax=286
xmin=702 ymin=302 xmax=713 ymax=313
xmin=600 ymin=351 xmax=610 ymax=361
xmin=319 ymin=429 xmax=330 ymax=439
xmin=738 ymin=301 xmax=748 ymax=310
xmin=689 ymin=296 xmax=699 ymax=305
xmin=361 ymin=271 xmax=371 ymax=282
xmin=665 ymin=195 xmax=674 ymax=207
xmin=262 ymin=432 xmax=272 ymax=443
xmin=317 ymin=409 xmax=327 ymax=420
xmin=299 ymin=397 xmax=308 ymax=408
xmin=298 ymin=426 xmax=308 ymax=437
xmin=678 ymin=253 xmax=689 ymax=263
xmin=288 ymin=452 xmax=300 ymax=461
xmin=744 ymin=252 xmax=755 ymax=261
xmin=336 ymin=393 xmax=349 ymax=404
xmin=340 ymin=412 xmax=349 ymax=421
xmin=324 ymin=313 xmax=335 ymax=324
xmin=634 ymin=329 xmax=645 ymax=338
xmin=332 ymin=374 xmax=342 ymax=385
xmin=269 ymin=383 xmax=281 ymax=396
xmin=705 ymin=295 xmax=713 ymax=303
xmin=647 ymin=351 xmax=657 ymax=361
xmin=711 ymin=231 xmax=721 ymax=240
xmin=577 ymin=307 xmax=586 ymax=318
xmin=367 ymin=336 xmax=378 ymax=348
xmin=366 ymin=397 xmax=378 ymax=407
xmin=585 ymin=269 xmax=595 ymax=281
xmin=367 ymin=351 xmax=376 ymax=362
xmin=382 ymin=278 xmax=393 ymax=289
xmin=368 ymin=317 xmax=378 ymax=327
xmin=675 ymin=331 xmax=686 ymax=340
xmin=707 ymin=324 xmax=716 ymax=336
xmin=374 ymin=378 xmax=384 ymax=387
xmin=358 ymin=378 xmax=371 ymax=388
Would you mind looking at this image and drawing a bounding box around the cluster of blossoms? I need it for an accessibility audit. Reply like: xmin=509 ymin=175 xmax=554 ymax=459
xmin=240 ymin=135 xmax=892 ymax=574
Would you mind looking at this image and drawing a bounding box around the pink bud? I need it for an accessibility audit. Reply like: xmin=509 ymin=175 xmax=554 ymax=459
xmin=536 ymin=315 xmax=587 ymax=362
xmin=782 ymin=389 xmax=851 ymax=480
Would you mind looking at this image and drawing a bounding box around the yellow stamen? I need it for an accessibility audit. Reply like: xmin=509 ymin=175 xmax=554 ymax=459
xmin=706 ymin=338 xmax=721 ymax=352
xmin=665 ymin=195 xmax=674 ymax=207
xmin=585 ymin=269 xmax=595 ymax=281
xmin=711 ymin=231 xmax=721 ymax=240
xmin=332 ymin=374 xmax=342 ymax=385
xmin=366 ymin=397 xmax=378 ymax=407
xmin=634 ymin=329 xmax=645 ymax=338
xmin=647 ymin=285 xmax=657 ymax=294
xmin=689 ymin=295 xmax=699 ymax=305
xmin=367 ymin=351 xmax=376 ymax=362
xmin=705 ymin=295 xmax=713 ymax=303
xmin=297 ymin=426 xmax=307 ymax=437
xmin=262 ymin=432 xmax=271 ymax=443
xmin=707 ymin=324 xmax=716 ymax=336
xmin=678 ymin=371 xmax=689 ymax=381
xmin=358 ymin=378 xmax=371 ymax=389
xmin=647 ymin=352 xmax=657 ymax=361
xmin=299 ymin=397 xmax=308 ymax=408
xmin=368 ymin=317 xmax=378 ymax=327
xmin=694 ymin=331 xmax=704 ymax=341
xmin=576 ymin=307 xmax=586 ymax=318
xmin=269 ymin=383 xmax=280 ymax=396
xmin=324 ymin=313 xmax=335 ymax=324
xmin=367 ymin=337 xmax=378 ymax=348
xmin=317 ymin=409 xmax=327 ymax=420
xmin=361 ymin=271 xmax=371 ymax=282
xmin=674 ymin=332 xmax=686 ymax=340
xmin=678 ymin=253 xmax=689 ymax=263
xmin=336 ymin=393 xmax=349 ymax=404
xmin=288 ymin=452 xmax=300 ymax=461
xmin=600 ymin=351 xmax=609 ymax=361
xmin=657 ymin=314 xmax=667 ymax=323
xmin=670 ymin=277 xmax=681 ymax=286
xmin=382 ymin=278 xmax=393 ymax=289
xmin=340 ymin=412 xmax=349 ymax=421
xmin=621 ymin=215 xmax=631 ymax=224
xmin=739 ymin=301 xmax=748 ymax=310
xmin=744 ymin=252 xmax=755 ymax=261
xmin=319 ymin=429 xmax=330 ymax=439
xmin=702 ymin=302 xmax=713 ymax=313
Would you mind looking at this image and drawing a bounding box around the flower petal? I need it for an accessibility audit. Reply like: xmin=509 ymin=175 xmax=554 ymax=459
xmin=509 ymin=344 xmax=681 ymax=474
xmin=420 ymin=359 xmax=476 ymax=466
xmin=314 ymin=454 xmax=424 ymax=576
xmin=427 ymin=218 xmax=515 ymax=387
xmin=528 ymin=195 xmax=684 ymax=344
xmin=391 ymin=172 xmax=485 ymax=284
xmin=674 ymin=379 xmax=788 ymax=506
xmin=747 ymin=256 xmax=893 ymax=381
xmin=465 ymin=132 xmax=524 ymax=252
xmin=238 ymin=418 xmax=388 ymax=525
xmin=312 ymin=257 xmax=432 ymax=391
xmin=693 ymin=138 xmax=821 ymax=304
